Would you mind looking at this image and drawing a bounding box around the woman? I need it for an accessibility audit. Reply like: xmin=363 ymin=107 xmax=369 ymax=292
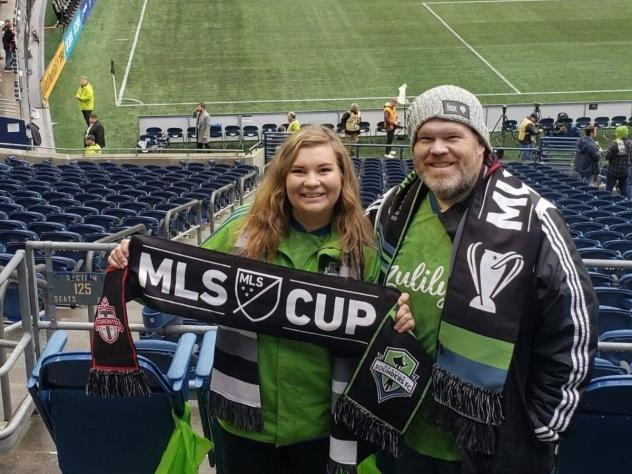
xmin=108 ymin=125 xmax=414 ymax=473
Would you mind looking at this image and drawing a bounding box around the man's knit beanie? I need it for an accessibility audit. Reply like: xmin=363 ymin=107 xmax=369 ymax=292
xmin=406 ymin=85 xmax=491 ymax=152
xmin=615 ymin=125 xmax=629 ymax=139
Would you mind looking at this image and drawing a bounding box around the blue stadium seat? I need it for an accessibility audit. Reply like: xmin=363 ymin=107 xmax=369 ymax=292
xmin=28 ymin=221 xmax=67 ymax=234
xmin=46 ymin=213 xmax=83 ymax=227
xmin=84 ymin=214 xmax=120 ymax=230
xmin=573 ymin=238 xmax=601 ymax=250
xmin=67 ymin=224 xmax=107 ymax=239
xmin=64 ymin=206 xmax=100 ymax=219
xmin=555 ymin=375 xmax=632 ymax=474
xmin=0 ymin=229 xmax=39 ymax=252
xmin=599 ymin=330 xmax=632 ymax=366
xmin=577 ymin=248 xmax=620 ymax=260
xmin=584 ymin=230 xmax=625 ymax=245
xmin=28 ymin=331 xmax=201 ymax=474
xmin=0 ymin=220 xmax=28 ymax=231
xmin=598 ymin=307 xmax=632 ymax=335
xmin=83 ymin=199 xmax=116 ymax=213
xmin=591 ymin=357 xmax=627 ymax=379
xmin=103 ymin=208 xmax=137 ymax=220
xmin=594 ymin=287 xmax=632 ymax=311
xmin=603 ymin=240 xmax=632 ymax=254
xmin=587 ymin=272 xmax=613 ymax=288
xmin=121 ymin=216 xmax=161 ymax=236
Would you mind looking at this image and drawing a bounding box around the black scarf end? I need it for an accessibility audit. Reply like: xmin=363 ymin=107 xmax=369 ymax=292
xmin=334 ymin=395 xmax=402 ymax=457
xmin=209 ymin=391 xmax=264 ymax=432
xmin=326 ymin=459 xmax=358 ymax=474
xmin=85 ymin=368 xmax=151 ymax=398
xmin=429 ymin=400 xmax=496 ymax=455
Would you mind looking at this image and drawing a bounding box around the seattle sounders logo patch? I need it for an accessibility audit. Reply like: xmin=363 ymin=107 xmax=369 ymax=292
xmin=371 ymin=347 xmax=420 ymax=402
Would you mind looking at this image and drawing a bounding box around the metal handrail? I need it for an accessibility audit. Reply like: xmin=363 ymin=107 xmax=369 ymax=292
xmin=238 ymin=170 xmax=258 ymax=206
xmin=209 ymin=183 xmax=236 ymax=234
xmin=163 ymin=199 xmax=203 ymax=245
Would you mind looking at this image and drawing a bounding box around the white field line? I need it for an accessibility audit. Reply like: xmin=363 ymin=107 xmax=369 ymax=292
xmin=115 ymin=89 xmax=632 ymax=107
xmin=117 ymin=0 xmax=149 ymax=106
xmin=426 ymin=0 xmax=554 ymax=4
xmin=422 ymin=2 xmax=521 ymax=94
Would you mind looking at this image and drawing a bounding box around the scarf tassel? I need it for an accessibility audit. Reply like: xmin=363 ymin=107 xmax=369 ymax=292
xmin=429 ymin=365 xmax=503 ymax=455
xmin=86 ymin=368 xmax=151 ymax=398
xmin=208 ymin=391 xmax=264 ymax=432
xmin=334 ymin=395 xmax=402 ymax=458
xmin=326 ymin=459 xmax=358 ymax=474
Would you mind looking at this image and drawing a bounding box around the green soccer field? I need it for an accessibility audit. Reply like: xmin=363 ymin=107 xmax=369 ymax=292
xmin=44 ymin=0 xmax=632 ymax=151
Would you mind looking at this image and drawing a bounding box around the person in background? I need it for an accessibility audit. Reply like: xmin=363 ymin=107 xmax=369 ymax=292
xmin=384 ymin=99 xmax=399 ymax=158
xmin=604 ymin=125 xmax=632 ymax=197
xmin=85 ymin=113 xmax=105 ymax=149
xmin=75 ymin=76 xmax=94 ymax=126
xmin=517 ymin=112 xmax=540 ymax=161
xmin=2 ymin=22 xmax=15 ymax=71
xmin=368 ymin=85 xmax=596 ymax=474
xmin=84 ymin=134 xmax=101 ymax=155
xmin=194 ymin=102 xmax=211 ymax=149
xmin=343 ymin=103 xmax=362 ymax=155
xmin=574 ymin=125 xmax=601 ymax=185
xmin=287 ymin=111 xmax=300 ymax=133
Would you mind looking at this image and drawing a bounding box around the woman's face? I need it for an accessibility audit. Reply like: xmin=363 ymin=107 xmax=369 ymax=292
xmin=285 ymin=144 xmax=343 ymax=231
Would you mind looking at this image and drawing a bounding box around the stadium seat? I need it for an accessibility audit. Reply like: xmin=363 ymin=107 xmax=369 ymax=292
xmin=574 ymin=117 xmax=591 ymax=129
xmin=598 ymin=307 xmax=632 ymax=336
xmin=261 ymin=123 xmax=277 ymax=135
xmin=0 ymin=220 xmax=28 ymax=231
xmin=103 ymin=208 xmax=137 ymax=220
xmin=28 ymin=331 xmax=202 ymax=474
xmin=28 ymin=222 xmax=67 ymax=235
xmin=224 ymin=125 xmax=240 ymax=140
xmin=593 ymin=117 xmax=610 ymax=128
xmin=46 ymin=213 xmax=83 ymax=227
xmin=594 ymin=287 xmax=632 ymax=311
xmin=121 ymin=216 xmax=161 ymax=235
xmin=555 ymin=375 xmax=632 ymax=474
xmin=243 ymin=125 xmax=259 ymax=139
xmin=587 ymin=272 xmax=613 ymax=288
xmin=591 ymin=357 xmax=627 ymax=379
xmin=610 ymin=116 xmax=627 ymax=127
xmin=583 ymin=230 xmax=625 ymax=245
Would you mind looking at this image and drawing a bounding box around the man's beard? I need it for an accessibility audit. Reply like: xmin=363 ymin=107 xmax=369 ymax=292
xmin=422 ymin=162 xmax=481 ymax=203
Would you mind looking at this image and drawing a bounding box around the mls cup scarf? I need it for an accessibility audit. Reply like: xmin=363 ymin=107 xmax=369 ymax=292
xmin=88 ymin=235 xmax=431 ymax=472
xmin=373 ymin=163 xmax=541 ymax=455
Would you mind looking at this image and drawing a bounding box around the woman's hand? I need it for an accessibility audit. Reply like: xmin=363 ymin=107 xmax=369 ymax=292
xmin=108 ymin=239 xmax=131 ymax=269
xmin=393 ymin=292 xmax=415 ymax=333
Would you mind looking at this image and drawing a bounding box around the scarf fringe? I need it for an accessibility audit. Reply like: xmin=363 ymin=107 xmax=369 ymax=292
xmin=208 ymin=391 xmax=264 ymax=432
xmin=334 ymin=395 xmax=402 ymax=457
xmin=430 ymin=365 xmax=502 ymax=455
xmin=326 ymin=459 xmax=358 ymax=474
xmin=86 ymin=368 xmax=151 ymax=398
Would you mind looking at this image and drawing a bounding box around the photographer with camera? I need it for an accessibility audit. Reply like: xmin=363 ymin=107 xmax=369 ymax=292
xmin=518 ymin=112 xmax=541 ymax=161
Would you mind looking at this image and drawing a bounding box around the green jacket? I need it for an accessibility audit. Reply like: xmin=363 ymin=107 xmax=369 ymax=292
xmin=202 ymin=208 xmax=379 ymax=446
xmin=75 ymin=83 xmax=94 ymax=110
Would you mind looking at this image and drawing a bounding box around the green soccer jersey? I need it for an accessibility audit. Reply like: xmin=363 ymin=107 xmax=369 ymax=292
xmin=383 ymin=196 xmax=461 ymax=461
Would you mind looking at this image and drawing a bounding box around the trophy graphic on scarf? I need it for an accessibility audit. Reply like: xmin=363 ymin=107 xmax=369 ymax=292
xmin=467 ymin=242 xmax=524 ymax=314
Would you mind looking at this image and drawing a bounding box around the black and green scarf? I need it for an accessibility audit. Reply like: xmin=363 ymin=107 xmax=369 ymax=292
xmin=88 ymin=235 xmax=432 ymax=471
xmin=370 ymin=162 xmax=541 ymax=455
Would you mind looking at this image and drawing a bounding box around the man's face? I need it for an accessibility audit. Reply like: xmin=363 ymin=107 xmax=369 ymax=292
xmin=413 ymin=119 xmax=485 ymax=204
xmin=80 ymin=79 xmax=88 ymax=87
xmin=89 ymin=116 xmax=96 ymax=124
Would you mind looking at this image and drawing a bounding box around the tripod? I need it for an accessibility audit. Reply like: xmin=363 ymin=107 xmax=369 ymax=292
xmin=491 ymin=105 xmax=515 ymax=146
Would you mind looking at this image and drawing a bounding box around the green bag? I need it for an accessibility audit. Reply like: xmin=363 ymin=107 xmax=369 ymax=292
xmin=155 ymin=402 xmax=213 ymax=474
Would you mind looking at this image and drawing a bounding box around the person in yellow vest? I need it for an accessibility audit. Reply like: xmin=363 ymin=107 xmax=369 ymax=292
xmin=287 ymin=111 xmax=300 ymax=133
xmin=344 ymin=103 xmax=362 ymax=156
xmin=84 ymin=134 xmax=101 ymax=156
xmin=518 ymin=113 xmax=540 ymax=161
xmin=384 ymin=99 xmax=399 ymax=158
xmin=75 ymin=76 xmax=94 ymax=126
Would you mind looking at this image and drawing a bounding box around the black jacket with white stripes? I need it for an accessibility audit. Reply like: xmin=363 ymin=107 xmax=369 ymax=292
xmin=366 ymin=168 xmax=598 ymax=474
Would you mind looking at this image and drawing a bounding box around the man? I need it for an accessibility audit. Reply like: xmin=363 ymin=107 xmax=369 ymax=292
xmin=368 ymin=85 xmax=596 ymax=474
xmin=343 ymin=103 xmax=362 ymax=155
xmin=194 ymin=102 xmax=211 ymax=149
xmin=85 ymin=113 xmax=105 ymax=149
xmin=383 ymin=99 xmax=399 ymax=158
xmin=75 ymin=76 xmax=94 ymax=126
xmin=2 ymin=22 xmax=15 ymax=71
xmin=84 ymin=135 xmax=101 ymax=155
xmin=517 ymin=112 xmax=540 ymax=161
xmin=604 ymin=125 xmax=632 ymax=197
xmin=574 ymin=125 xmax=601 ymax=185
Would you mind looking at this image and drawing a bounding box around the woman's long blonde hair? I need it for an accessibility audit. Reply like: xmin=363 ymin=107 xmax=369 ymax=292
xmin=238 ymin=125 xmax=373 ymax=275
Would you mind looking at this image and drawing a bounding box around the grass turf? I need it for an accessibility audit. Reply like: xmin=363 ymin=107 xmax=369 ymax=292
xmin=44 ymin=0 xmax=632 ymax=151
